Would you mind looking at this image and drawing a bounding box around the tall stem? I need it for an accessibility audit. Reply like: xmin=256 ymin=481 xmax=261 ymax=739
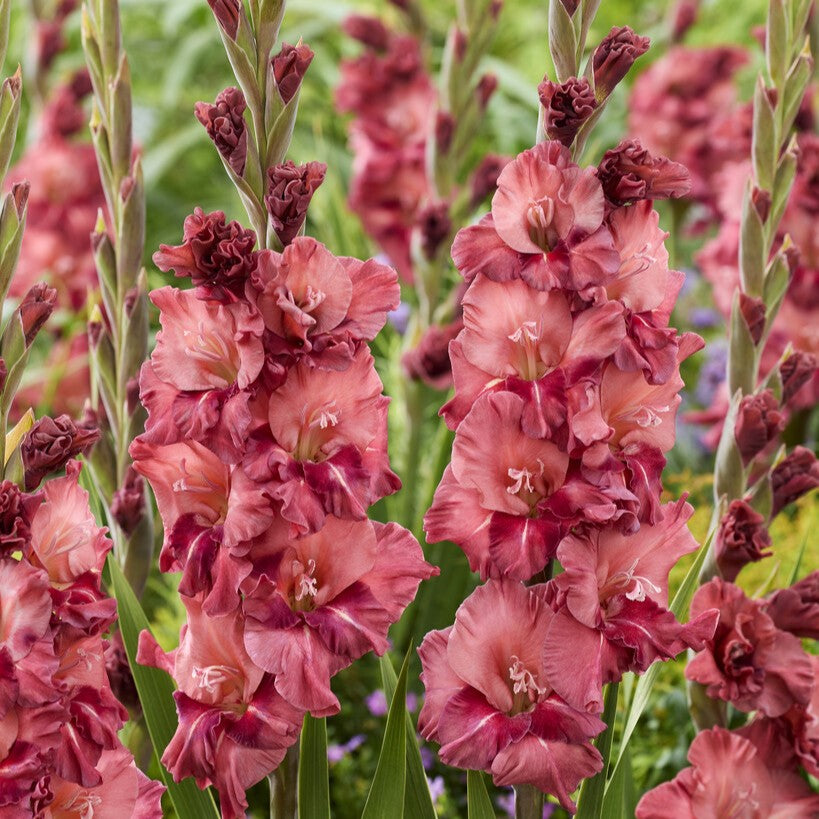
xmin=515 ymin=784 xmax=544 ymax=819
xmin=269 ymin=745 xmax=299 ymax=819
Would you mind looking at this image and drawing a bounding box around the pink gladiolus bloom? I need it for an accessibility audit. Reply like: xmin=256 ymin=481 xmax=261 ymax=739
xmin=25 ymin=461 xmax=110 ymax=586
xmin=241 ymin=516 xmax=436 ymax=715
xmin=453 ymin=141 xmax=619 ymax=292
xmin=636 ymin=727 xmax=819 ymax=818
xmin=442 ymin=274 xmax=625 ymax=435
xmin=426 ymin=392 xmax=582 ymax=580
xmin=542 ymin=500 xmax=718 ymax=711
xmin=687 ymin=578 xmax=814 ymax=717
xmin=138 ymin=286 xmax=265 ymax=461
xmin=131 ymin=439 xmax=271 ymax=613
xmin=248 ymin=237 xmax=399 ymax=367
xmin=418 ymin=580 xmax=605 ymax=812
xmin=244 ymin=347 xmax=399 ymax=536
xmin=138 ymin=597 xmax=303 ymax=819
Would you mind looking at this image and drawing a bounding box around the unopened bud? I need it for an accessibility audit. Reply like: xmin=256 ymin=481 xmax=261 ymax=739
xmin=734 ymin=389 xmax=784 ymax=465
xmin=476 ymin=74 xmax=498 ymax=111
xmin=781 ymin=351 xmax=816 ymax=404
xmin=771 ymin=447 xmax=819 ymax=517
xmin=19 ymin=284 xmax=57 ymax=346
xmin=751 ymin=187 xmax=771 ymax=223
xmin=194 ymin=87 xmax=247 ymax=177
xmin=738 ymin=294 xmax=765 ymax=345
xmin=592 ymin=26 xmax=650 ymax=99
xmin=265 ymin=160 xmax=327 ymax=246
xmin=418 ymin=202 xmax=452 ymax=260
xmin=272 ymin=42 xmax=315 ymax=105
xmin=435 ymin=112 xmax=455 ymax=154
xmin=21 ymin=415 xmax=101 ymax=490
xmin=111 ymin=467 xmax=145 ymax=538
xmin=207 ymin=0 xmax=241 ymax=39
xmin=539 ymin=77 xmax=597 ymax=146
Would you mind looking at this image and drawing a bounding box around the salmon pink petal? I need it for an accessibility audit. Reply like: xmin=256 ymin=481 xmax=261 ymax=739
xmin=417 ymin=627 xmax=462 ymax=741
xmin=487 ymin=513 xmax=561 ymax=580
xmin=451 ymin=215 xmax=524 ymax=284
xmin=0 ymin=559 xmax=51 ymax=662
xmin=342 ymin=256 xmax=400 ymax=340
xmin=437 ymin=686 xmax=530 ymax=770
xmin=491 ymin=734 xmax=602 ymax=813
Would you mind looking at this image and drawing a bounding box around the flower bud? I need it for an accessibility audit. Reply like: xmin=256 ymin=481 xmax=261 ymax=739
xmin=21 ymin=414 xmax=101 ymax=490
xmin=0 ymin=480 xmax=41 ymax=555
xmin=207 ymin=0 xmax=241 ymax=39
xmin=153 ymin=208 xmax=258 ymax=302
xmin=272 ymin=42 xmax=315 ymax=105
xmin=596 ymin=139 xmax=691 ymax=207
xmin=19 ymin=284 xmax=57 ymax=346
xmin=418 ymin=202 xmax=452 ymax=260
xmin=671 ymin=0 xmax=699 ymax=42
xmin=538 ymin=77 xmax=597 ymax=146
xmin=10 ymin=182 xmax=29 ymax=218
xmin=194 ymin=87 xmax=247 ymax=176
xmin=734 ymin=390 xmax=784 ymax=465
xmin=715 ymin=499 xmax=772 ymax=582
xmin=435 ymin=112 xmax=455 ymax=154
xmin=738 ymin=294 xmax=765 ymax=345
xmin=476 ymin=74 xmax=498 ymax=111
xmin=780 ymin=351 xmax=816 ymax=404
xmin=265 ymin=160 xmax=327 ymax=246
xmin=470 ymin=154 xmax=509 ymax=208
xmin=592 ymin=26 xmax=650 ymax=99
xmin=558 ymin=0 xmax=579 ymax=14
xmin=342 ymin=15 xmax=390 ymax=50
xmin=766 ymin=571 xmax=819 ymax=640
xmin=751 ymin=186 xmax=771 ymax=223
xmin=402 ymin=319 xmax=464 ymax=390
xmin=111 ymin=466 xmax=145 ymax=537
xmin=771 ymin=446 xmax=819 ymax=517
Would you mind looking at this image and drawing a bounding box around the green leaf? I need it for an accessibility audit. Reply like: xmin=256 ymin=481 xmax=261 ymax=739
xmin=107 ymin=555 xmax=220 ymax=819
xmin=604 ymin=527 xmax=715 ymax=801
xmin=576 ymin=682 xmax=619 ymax=818
xmin=362 ymin=650 xmax=410 ymax=819
xmin=298 ymin=715 xmax=330 ymax=819
xmin=467 ymin=771 xmax=495 ymax=819
xmin=379 ymin=653 xmax=436 ymax=819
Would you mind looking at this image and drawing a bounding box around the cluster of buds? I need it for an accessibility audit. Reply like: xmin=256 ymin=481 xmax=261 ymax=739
xmin=336 ymin=4 xmax=506 ymax=390
xmin=417 ymin=24 xmax=717 ymax=802
xmin=133 ymin=202 xmax=436 ymax=813
xmin=0 ymin=463 xmax=163 ymax=815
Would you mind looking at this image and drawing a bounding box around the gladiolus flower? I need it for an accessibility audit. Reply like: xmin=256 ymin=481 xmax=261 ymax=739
xmin=418 ymin=580 xmax=605 ymax=812
xmin=766 ymin=571 xmax=819 ymax=640
xmin=538 ymin=77 xmax=597 ymax=146
xmin=734 ymin=390 xmax=784 ymax=464
xmin=543 ymin=500 xmax=717 ymax=711
xmin=21 ymin=414 xmax=100 ymax=490
xmin=266 ymin=161 xmax=327 ymax=246
xmin=770 ymin=446 xmax=819 ymax=516
xmin=591 ymin=27 xmax=650 ymax=99
xmin=241 ymin=516 xmax=436 ymax=715
xmin=272 ymin=42 xmax=315 ymax=105
xmin=715 ymin=499 xmax=773 ymax=582
xmin=636 ymin=727 xmax=819 ymax=819
xmin=687 ymin=578 xmax=814 ymax=717
xmin=194 ymin=87 xmax=248 ymax=176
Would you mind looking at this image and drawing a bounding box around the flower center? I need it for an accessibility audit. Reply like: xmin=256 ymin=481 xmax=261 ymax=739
xmin=508 ymin=655 xmax=546 ymax=714
xmin=506 ymin=460 xmax=546 ymax=508
xmin=614 ymin=404 xmax=668 ymax=429
xmin=183 ymin=320 xmax=239 ymax=383
xmin=599 ymin=558 xmax=661 ymax=604
xmin=527 ymin=197 xmax=556 ymax=250
xmin=192 ymin=664 xmax=241 ymax=695
xmin=172 ymin=457 xmax=228 ymax=524
xmin=62 ymin=791 xmax=102 ymax=818
xmin=618 ymin=242 xmax=656 ymax=282
xmin=294 ymin=402 xmax=341 ymax=461
xmin=276 ymin=284 xmax=328 ymax=343
xmin=293 ymin=558 xmax=318 ymax=611
xmin=508 ymin=321 xmax=545 ymax=380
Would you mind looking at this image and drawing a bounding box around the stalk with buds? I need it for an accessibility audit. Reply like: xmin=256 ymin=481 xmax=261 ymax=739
xmin=80 ymin=0 xmax=153 ymax=595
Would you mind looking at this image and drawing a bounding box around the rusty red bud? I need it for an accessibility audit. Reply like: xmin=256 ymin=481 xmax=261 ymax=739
xmin=0 ymin=479 xmax=41 ymax=556
xmin=207 ymin=0 xmax=241 ymax=39
xmin=716 ymin=499 xmax=772 ymax=582
xmin=265 ymin=160 xmax=327 ymax=246
xmin=10 ymin=182 xmax=30 ymax=218
xmin=671 ymin=0 xmax=699 ymax=42
xmin=751 ymin=187 xmax=771 ymax=223
xmin=435 ymin=112 xmax=456 ymax=154
xmin=783 ymin=244 xmax=801 ymax=273
xmin=111 ymin=466 xmax=145 ymax=537
xmin=739 ymin=293 xmax=766 ymax=345
xmin=194 ymin=87 xmax=247 ymax=176
xmin=780 ymin=351 xmax=816 ymax=404
xmin=402 ymin=318 xmax=464 ymax=390
xmin=476 ymin=74 xmax=498 ymax=110
xmin=771 ymin=446 xmax=819 ymax=517
xmin=37 ymin=21 xmax=65 ymax=74
xmin=734 ymin=389 xmax=784 ymax=464
xmin=597 ymin=139 xmax=691 ymax=207
xmin=418 ymin=202 xmax=452 ymax=261
xmin=592 ymin=26 xmax=650 ymax=98
xmin=454 ymin=30 xmax=468 ymax=61
xmin=558 ymin=0 xmax=579 ymax=13
xmin=21 ymin=415 xmax=101 ymax=491
xmin=272 ymin=42 xmax=315 ymax=105
xmin=342 ymin=15 xmax=390 ymax=50
xmin=470 ymin=154 xmax=510 ymax=208
xmin=539 ymin=77 xmax=597 ymax=146
xmin=19 ymin=284 xmax=57 ymax=346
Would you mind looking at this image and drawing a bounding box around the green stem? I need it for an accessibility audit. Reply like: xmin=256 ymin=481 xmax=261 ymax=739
xmin=269 ymin=744 xmax=299 ymax=819
xmin=515 ymin=784 xmax=544 ymax=819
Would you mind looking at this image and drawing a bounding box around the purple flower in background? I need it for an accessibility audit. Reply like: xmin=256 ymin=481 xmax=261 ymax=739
xmin=365 ymin=689 xmax=388 ymax=717
xmin=695 ymin=340 xmax=727 ymax=406
xmin=388 ymin=301 xmax=411 ymax=335
xmin=427 ymin=776 xmax=446 ymax=804
xmin=420 ymin=746 xmax=435 ymax=771
xmin=689 ymin=306 xmax=721 ymax=330
xmin=497 ymin=789 xmax=556 ymax=818
xmin=327 ymin=734 xmax=366 ymax=764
